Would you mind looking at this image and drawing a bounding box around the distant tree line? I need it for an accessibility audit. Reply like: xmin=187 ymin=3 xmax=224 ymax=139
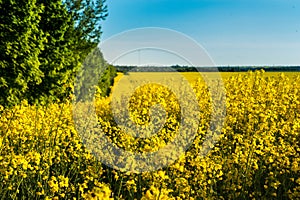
xmin=173 ymin=65 xmax=300 ymax=72
xmin=0 ymin=0 xmax=115 ymax=107
xmin=115 ymin=65 xmax=300 ymax=73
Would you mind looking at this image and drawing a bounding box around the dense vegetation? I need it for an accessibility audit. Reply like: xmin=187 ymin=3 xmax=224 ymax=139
xmin=0 ymin=71 xmax=299 ymax=199
xmin=0 ymin=0 xmax=113 ymax=107
xmin=1 ymin=1 xmax=299 ymax=199
xmin=74 ymin=47 xmax=117 ymax=102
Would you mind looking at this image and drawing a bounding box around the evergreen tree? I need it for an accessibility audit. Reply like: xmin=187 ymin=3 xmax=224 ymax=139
xmin=0 ymin=0 xmax=108 ymax=106
xmin=28 ymin=0 xmax=80 ymax=102
xmin=0 ymin=0 xmax=46 ymax=106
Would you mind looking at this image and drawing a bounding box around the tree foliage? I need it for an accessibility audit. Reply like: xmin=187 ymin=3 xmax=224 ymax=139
xmin=0 ymin=0 xmax=109 ymax=106
xmin=65 ymin=0 xmax=108 ymax=49
xmin=0 ymin=0 xmax=46 ymax=105
xmin=75 ymin=47 xmax=117 ymax=102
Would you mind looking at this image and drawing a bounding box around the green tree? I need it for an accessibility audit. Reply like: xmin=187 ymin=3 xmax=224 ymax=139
xmin=75 ymin=47 xmax=106 ymax=102
xmin=29 ymin=0 xmax=109 ymax=102
xmin=0 ymin=0 xmax=46 ymax=106
xmin=64 ymin=0 xmax=108 ymax=57
xmin=75 ymin=47 xmax=117 ymax=102
xmin=98 ymin=64 xmax=117 ymax=97
xmin=27 ymin=0 xmax=80 ymax=103
xmin=0 ymin=0 xmax=109 ymax=106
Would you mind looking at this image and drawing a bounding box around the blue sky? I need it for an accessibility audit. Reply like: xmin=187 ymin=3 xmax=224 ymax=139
xmin=100 ymin=0 xmax=300 ymax=66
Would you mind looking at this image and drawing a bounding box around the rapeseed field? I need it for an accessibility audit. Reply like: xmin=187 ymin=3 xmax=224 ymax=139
xmin=0 ymin=70 xmax=299 ymax=199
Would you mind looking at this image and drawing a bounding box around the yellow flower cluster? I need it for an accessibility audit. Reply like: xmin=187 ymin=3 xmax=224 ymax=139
xmin=0 ymin=101 xmax=112 ymax=199
xmin=0 ymin=70 xmax=299 ymax=199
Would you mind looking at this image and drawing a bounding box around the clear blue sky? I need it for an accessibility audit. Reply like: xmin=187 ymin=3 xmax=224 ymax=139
xmin=101 ymin=0 xmax=300 ymax=66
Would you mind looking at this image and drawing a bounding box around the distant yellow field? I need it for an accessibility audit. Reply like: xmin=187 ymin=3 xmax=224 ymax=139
xmin=181 ymin=71 xmax=300 ymax=83
xmin=113 ymin=71 xmax=300 ymax=87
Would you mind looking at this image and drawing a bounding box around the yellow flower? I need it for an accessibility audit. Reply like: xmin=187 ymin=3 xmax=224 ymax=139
xmin=48 ymin=176 xmax=59 ymax=193
xmin=58 ymin=175 xmax=69 ymax=188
